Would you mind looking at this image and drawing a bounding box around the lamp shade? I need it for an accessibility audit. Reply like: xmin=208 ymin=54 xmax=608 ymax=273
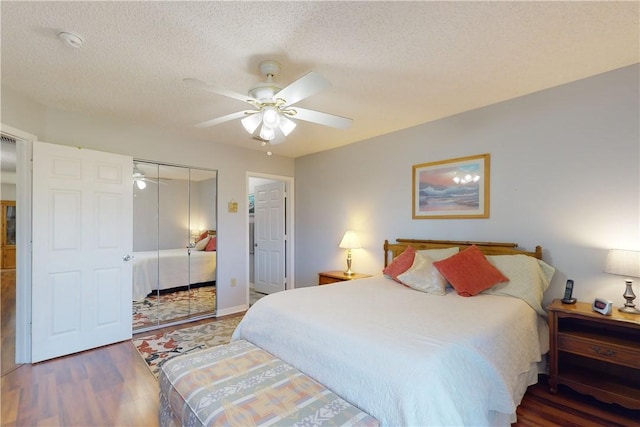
xmin=604 ymin=249 xmax=640 ymax=278
xmin=339 ymin=231 xmax=361 ymax=249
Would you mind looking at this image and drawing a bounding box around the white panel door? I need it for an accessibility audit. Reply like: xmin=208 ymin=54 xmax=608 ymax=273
xmin=32 ymin=141 xmax=133 ymax=362
xmin=253 ymin=181 xmax=286 ymax=294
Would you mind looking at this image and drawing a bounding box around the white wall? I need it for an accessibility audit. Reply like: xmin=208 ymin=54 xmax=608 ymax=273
xmin=1 ymin=86 xmax=295 ymax=314
xmin=294 ymin=64 xmax=640 ymax=310
xmin=1 ymin=183 xmax=16 ymax=201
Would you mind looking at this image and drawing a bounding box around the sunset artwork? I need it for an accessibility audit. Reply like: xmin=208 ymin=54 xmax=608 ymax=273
xmin=412 ymin=154 xmax=489 ymax=219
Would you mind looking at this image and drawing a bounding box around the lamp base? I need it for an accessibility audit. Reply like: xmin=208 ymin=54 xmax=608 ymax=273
xmin=619 ymin=306 xmax=640 ymax=315
xmin=619 ymin=279 xmax=640 ymax=315
xmin=344 ymin=249 xmax=354 ymax=276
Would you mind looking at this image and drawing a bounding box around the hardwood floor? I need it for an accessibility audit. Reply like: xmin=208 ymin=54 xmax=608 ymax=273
xmin=516 ymin=378 xmax=640 ymax=427
xmin=1 ymin=340 xmax=159 ymax=426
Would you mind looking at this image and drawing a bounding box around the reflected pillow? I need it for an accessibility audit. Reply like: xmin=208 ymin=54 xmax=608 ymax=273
xmin=194 ymin=235 xmax=210 ymax=251
xmin=205 ymin=236 xmax=217 ymax=251
xmin=433 ymin=245 xmax=509 ymax=296
xmin=383 ymin=246 xmax=416 ymax=282
xmin=397 ymin=251 xmax=447 ymax=295
xmin=195 ymin=231 xmax=209 ymax=243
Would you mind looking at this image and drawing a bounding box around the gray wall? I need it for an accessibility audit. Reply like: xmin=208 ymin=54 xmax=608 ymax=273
xmin=294 ymin=64 xmax=640 ymax=309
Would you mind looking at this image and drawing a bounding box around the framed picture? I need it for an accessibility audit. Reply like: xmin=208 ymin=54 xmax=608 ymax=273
xmin=412 ymin=153 xmax=490 ymax=219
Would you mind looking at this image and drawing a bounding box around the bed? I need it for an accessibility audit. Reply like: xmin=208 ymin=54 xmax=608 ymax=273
xmin=232 ymin=239 xmax=554 ymax=426
xmin=132 ymin=248 xmax=217 ymax=301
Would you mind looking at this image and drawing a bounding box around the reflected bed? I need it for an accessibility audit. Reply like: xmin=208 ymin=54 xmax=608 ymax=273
xmin=132 ymin=249 xmax=217 ymax=301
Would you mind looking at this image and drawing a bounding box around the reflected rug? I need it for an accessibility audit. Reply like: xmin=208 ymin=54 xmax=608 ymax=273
xmin=132 ymin=285 xmax=216 ymax=329
xmin=132 ymin=315 xmax=243 ymax=378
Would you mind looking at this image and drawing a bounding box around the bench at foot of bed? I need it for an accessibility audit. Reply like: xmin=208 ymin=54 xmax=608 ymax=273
xmin=159 ymin=339 xmax=379 ymax=427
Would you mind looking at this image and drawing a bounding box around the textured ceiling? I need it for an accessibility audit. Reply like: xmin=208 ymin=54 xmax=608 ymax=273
xmin=1 ymin=1 xmax=638 ymax=158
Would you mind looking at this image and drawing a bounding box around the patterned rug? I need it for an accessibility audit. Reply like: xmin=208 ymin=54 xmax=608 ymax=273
xmin=132 ymin=285 xmax=216 ymax=329
xmin=132 ymin=315 xmax=244 ymax=378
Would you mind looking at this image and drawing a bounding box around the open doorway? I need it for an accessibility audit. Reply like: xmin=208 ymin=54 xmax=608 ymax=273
xmin=1 ymin=124 xmax=34 ymax=366
xmin=247 ymin=173 xmax=294 ymax=306
xmin=1 ymin=134 xmax=18 ymax=375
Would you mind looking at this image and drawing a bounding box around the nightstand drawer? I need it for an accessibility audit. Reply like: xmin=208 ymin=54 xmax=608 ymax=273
xmin=558 ymin=332 xmax=640 ymax=369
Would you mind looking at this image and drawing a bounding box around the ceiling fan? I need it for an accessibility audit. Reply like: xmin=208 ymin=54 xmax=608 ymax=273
xmin=184 ymin=60 xmax=353 ymax=146
xmin=132 ymin=163 xmax=164 ymax=189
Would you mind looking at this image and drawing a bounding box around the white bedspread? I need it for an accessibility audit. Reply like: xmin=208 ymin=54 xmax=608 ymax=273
xmin=132 ymin=249 xmax=216 ymax=301
xmin=232 ymin=275 xmax=547 ymax=426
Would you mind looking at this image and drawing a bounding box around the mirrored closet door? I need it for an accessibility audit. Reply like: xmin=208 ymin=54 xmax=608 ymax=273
xmin=132 ymin=161 xmax=217 ymax=332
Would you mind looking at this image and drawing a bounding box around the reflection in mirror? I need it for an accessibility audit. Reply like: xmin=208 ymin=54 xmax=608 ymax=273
xmin=188 ymin=168 xmax=218 ymax=319
xmin=132 ymin=161 xmax=217 ymax=332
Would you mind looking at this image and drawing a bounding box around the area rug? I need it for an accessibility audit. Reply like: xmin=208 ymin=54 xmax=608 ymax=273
xmin=132 ymin=285 xmax=216 ymax=329
xmin=132 ymin=314 xmax=243 ymax=378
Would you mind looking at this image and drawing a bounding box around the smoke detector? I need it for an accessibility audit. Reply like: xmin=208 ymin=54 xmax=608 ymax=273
xmin=57 ymin=30 xmax=84 ymax=48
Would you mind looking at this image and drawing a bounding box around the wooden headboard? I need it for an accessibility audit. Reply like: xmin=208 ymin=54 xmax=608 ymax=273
xmin=384 ymin=238 xmax=543 ymax=267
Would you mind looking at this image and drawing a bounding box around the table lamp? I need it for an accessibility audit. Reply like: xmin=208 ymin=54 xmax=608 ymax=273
xmin=339 ymin=231 xmax=361 ymax=276
xmin=604 ymin=249 xmax=640 ymax=314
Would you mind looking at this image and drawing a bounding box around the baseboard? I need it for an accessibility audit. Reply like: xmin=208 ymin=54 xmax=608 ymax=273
xmin=216 ymin=304 xmax=248 ymax=317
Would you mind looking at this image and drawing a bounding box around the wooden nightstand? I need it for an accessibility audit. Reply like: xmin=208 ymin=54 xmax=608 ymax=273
xmin=318 ymin=270 xmax=372 ymax=285
xmin=547 ymin=299 xmax=640 ymax=409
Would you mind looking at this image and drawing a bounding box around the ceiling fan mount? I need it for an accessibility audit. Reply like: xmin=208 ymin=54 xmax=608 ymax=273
xmin=248 ymin=60 xmax=282 ymax=101
xmin=184 ymin=60 xmax=352 ymax=149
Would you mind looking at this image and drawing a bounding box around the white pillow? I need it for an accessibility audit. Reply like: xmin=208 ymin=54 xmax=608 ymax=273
xmin=483 ymin=255 xmax=555 ymax=316
xmin=194 ymin=235 xmax=210 ymax=251
xmin=397 ymin=251 xmax=447 ymax=295
xmin=417 ymin=247 xmax=459 ymax=261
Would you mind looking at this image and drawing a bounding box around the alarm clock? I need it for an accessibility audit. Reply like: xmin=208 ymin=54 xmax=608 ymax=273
xmin=592 ymin=298 xmax=613 ymax=315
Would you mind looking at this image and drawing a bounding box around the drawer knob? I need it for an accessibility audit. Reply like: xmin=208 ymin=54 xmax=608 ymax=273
xmin=591 ymin=346 xmax=615 ymax=357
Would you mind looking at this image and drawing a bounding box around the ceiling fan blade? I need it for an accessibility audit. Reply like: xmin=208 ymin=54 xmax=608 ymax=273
xmin=276 ymin=72 xmax=331 ymax=106
xmin=291 ymin=107 xmax=353 ymax=129
xmin=183 ymin=78 xmax=256 ymax=104
xmin=195 ymin=111 xmax=248 ymax=128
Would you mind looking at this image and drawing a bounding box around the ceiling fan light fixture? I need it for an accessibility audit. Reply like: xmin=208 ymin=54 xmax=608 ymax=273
xmin=241 ymin=113 xmax=262 ymax=134
xmin=279 ymin=115 xmax=297 ymax=136
xmin=135 ymin=179 xmax=147 ymax=190
xmin=259 ymin=125 xmax=275 ymax=141
xmin=262 ymin=106 xmax=281 ymax=129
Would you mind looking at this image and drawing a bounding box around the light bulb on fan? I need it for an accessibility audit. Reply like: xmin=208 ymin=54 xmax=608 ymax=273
xmin=262 ymin=106 xmax=280 ymax=129
xmin=259 ymin=125 xmax=275 ymax=141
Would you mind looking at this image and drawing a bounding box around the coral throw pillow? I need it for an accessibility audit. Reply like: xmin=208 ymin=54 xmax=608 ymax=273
xmin=383 ymin=246 xmax=417 ymax=282
xmin=433 ymin=245 xmax=509 ymax=296
xmin=205 ymin=236 xmax=217 ymax=251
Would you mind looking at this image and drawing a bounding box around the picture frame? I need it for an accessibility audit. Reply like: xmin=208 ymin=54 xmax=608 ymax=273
xmin=412 ymin=153 xmax=490 ymax=219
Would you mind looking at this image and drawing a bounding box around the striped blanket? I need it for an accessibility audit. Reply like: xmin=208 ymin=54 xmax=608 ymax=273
xmin=159 ymin=340 xmax=378 ymax=427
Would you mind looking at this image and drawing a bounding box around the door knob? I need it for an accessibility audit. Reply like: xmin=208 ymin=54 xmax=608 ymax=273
xmin=123 ymin=254 xmax=134 ymax=261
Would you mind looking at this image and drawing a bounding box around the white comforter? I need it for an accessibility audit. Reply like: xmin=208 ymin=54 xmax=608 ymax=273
xmin=232 ymin=276 xmax=547 ymax=426
xmin=132 ymin=249 xmax=217 ymax=301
